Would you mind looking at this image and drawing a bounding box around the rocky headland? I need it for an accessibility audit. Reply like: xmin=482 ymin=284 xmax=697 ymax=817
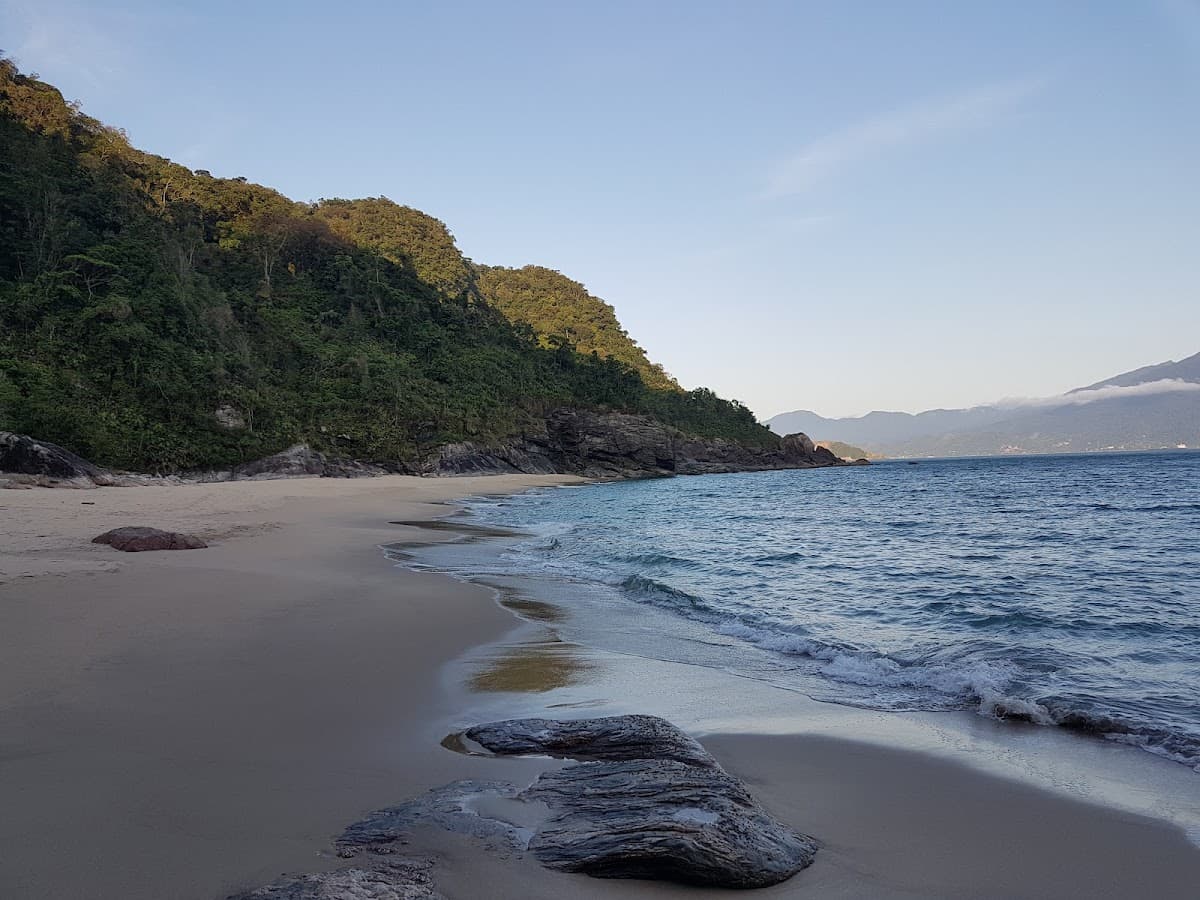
xmin=1 ymin=410 xmax=856 ymax=489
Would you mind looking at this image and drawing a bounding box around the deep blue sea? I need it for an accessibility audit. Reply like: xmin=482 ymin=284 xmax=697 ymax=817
xmin=462 ymin=452 xmax=1200 ymax=770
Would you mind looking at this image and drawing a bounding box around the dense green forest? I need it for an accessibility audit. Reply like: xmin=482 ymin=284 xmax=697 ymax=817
xmin=475 ymin=265 xmax=679 ymax=391
xmin=0 ymin=59 xmax=773 ymax=472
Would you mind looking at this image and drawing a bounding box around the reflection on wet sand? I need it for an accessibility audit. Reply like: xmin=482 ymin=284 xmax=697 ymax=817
xmin=388 ymin=519 xmax=522 ymax=540
xmin=497 ymin=596 xmax=564 ymax=623
xmin=469 ymin=639 xmax=598 ymax=693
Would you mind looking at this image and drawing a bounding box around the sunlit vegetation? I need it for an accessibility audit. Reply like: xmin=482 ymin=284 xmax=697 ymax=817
xmin=0 ymin=59 xmax=775 ymax=472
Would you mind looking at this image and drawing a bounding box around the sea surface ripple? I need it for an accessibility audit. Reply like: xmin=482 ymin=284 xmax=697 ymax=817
xmin=465 ymin=451 xmax=1200 ymax=770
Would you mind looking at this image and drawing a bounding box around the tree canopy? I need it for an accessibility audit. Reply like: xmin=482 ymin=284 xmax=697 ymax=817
xmin=0 ymin=58 xmax=776 ymax=472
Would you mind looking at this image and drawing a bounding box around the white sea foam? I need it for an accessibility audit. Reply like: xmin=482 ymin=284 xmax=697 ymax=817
xmin=457 ymin=457 xmax=1200 ymax=772
xmin=715 ymin=619 xmax=1048 ymax=721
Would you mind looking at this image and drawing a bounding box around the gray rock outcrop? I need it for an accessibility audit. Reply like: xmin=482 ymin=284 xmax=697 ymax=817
xmin=214 ymin=405 xmax=247 ymax=430
xmin=527 ymin=757 xmax=817 ymax=887
xmin=92 ymin=526 xmax=207 ymax=551
xmin=0 ymin=431 xmax=106 ymax=485
xmin=223 ymin=444 xmax=391 ymax=480
xmin=234 ymin=715 xmax=815 ymax=894
xmin=464 ymin=714 xmax=717 ymax=768
xmin=425 ymin=408 xmax=848 ymax=478
xmin=336 ymin=780 xmax=529 ymax=856
xmin=227 ymin=860 xmax=443 ymax=900
xmin=4 ymin=408 xmax=854 ymax=488
xmin=339 ymin=715 xmax=817 ymax=889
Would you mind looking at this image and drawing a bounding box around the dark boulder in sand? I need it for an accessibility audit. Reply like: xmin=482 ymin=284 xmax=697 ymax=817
xmin=526 ymin=757 xmax=817 ymax=888
xmin=464 ymin=714 xmax=718 ymax=769
xmin=246 ymin=715 xmax=816 ymax=892
xmin=92 ymin=526 xmax=207 ymax=552
xmin=0 ymin=431 xmax=105 ymax=483
xmin=448 ymin=715 xmax=816 ymax=888
xmin=226 ymin=859 xmax=443 ymax=900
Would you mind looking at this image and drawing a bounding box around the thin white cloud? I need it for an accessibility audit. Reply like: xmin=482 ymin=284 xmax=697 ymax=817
xmin=1 ymin=0 xmax=190 ymax=90
xmin=766 ymin=77 xmax=1044 ymax=196
xmin=1 ymin=0 xmax=123 ymax=88
xmin=994 ymin=379 xmax=1200 ymax=410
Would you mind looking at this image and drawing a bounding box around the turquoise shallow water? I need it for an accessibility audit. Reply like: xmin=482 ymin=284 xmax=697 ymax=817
xmin=461 ymin=451 xmax=1200 ymax=771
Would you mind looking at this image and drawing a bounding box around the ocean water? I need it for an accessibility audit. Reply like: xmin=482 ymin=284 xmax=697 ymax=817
xmin=456 ymin=451 xmax=1200 ymax=771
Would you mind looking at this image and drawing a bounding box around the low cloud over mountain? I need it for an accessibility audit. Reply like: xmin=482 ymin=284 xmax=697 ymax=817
xmin=769 ymin=353 xmax=1200 ymax=457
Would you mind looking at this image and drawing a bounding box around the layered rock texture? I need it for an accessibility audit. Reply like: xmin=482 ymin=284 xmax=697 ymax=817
xmin=526 ymin=757 xmax=815 ymax=887
xmin=428 ymin=409 xmax=845 ymax=478
xmin=0 ymin=431 xmax=108 ymax=487
xmin=227 ymin=860 xmax=443 ymax=900
xmin=463 ymin=714 xmax=717 ymax=768
xmin=331 ymin=715 xmax=817 ymax=890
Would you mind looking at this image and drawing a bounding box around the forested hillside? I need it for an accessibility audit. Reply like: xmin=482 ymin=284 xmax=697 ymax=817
xmin=475 ymin=265 xmax=678 ymax=391
xmin=0 ymin=59 xmax=772 ymax=473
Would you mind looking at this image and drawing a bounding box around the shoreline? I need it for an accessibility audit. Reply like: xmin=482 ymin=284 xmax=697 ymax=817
xmin=0 ymin=474 xmax=575 ymax=898
xmin=2 ymin=475 xmax=1199 ymax=898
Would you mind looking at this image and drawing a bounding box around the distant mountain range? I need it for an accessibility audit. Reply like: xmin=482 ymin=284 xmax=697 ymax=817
xmin=768 ymin=352 xmax=1200 ymax=457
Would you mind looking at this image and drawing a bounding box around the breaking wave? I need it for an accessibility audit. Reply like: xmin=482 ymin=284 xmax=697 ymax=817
xmin=465 ymin=451 xmax=1200 ymax=772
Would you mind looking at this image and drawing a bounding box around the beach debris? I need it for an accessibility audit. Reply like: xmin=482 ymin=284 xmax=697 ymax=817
xmin=526 ymin=756 xmax=817 ymax=888
xmin=463 ymin=713 xmax=719 ymax=769
xmin=92 ymin=526 xmax=208 ymax=552
xmin=226 ymin=858 xmax=443 ymax=900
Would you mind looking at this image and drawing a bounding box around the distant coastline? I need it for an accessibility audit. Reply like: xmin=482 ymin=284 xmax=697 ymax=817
xmin=769 ymin=352 xmax=1200 ymax=459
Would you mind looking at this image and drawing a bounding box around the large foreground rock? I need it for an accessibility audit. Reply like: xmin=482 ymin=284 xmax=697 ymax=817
xmin=238 ymin=715 xmax=814 ymax=892
xmin=527 ymin=757 xmax=817 ymax=887
xmin=464 ymin=714 xmax=717 ymax=768
xmin=92 ymin=526 xmax=207 ymax=552
xmin=343 ymin=715 xmax=817 ymax=889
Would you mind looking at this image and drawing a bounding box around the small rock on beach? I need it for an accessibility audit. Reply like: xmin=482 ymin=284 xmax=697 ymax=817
xmin=92 ymin=526 xmax=208 ymax=552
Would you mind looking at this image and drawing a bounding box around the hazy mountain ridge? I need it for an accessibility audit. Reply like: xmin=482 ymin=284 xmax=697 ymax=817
xmin=769 ymin=352 xmax=1200 ymax=457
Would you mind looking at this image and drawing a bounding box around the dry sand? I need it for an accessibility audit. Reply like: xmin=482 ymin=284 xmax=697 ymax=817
xmin=2 ymin=475 xmax=1198 ymax=899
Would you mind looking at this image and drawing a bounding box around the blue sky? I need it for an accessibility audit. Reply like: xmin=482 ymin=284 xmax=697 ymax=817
xmin=3 ymin=1 xmax=1198 ymax=418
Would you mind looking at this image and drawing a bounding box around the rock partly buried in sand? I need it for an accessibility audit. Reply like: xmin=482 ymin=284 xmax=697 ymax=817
xmin=337 ymin=780 xmax=528 ymax=856
xmin=464 ymin=714 xmax=718 ymax=769
xmin=226 ymin=859 xmax=443 ymax=900
xmin=526 ymin=757 xmax=816 ymax=888
xmin=92 ymin=526 xmax=207 ymax=552
xmin=279 ymin=715 xmax=814 ymax=892
xmin=445 ymin=715 xmax=816 ymax=888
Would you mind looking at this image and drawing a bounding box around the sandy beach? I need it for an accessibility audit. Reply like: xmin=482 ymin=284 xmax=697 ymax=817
xmin=2 ymin=475 xmax=1199 ymax=899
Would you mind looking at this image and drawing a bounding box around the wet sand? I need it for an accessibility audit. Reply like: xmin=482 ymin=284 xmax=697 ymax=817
xmin=2 ymin=475 xmax=1199 ymax=898
xmin=0 ymin=474 xmax=573 ymax=898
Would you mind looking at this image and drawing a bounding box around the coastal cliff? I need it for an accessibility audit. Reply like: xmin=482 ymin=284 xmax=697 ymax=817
xmin=429 ymin=408 xmax=847 ymax=477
